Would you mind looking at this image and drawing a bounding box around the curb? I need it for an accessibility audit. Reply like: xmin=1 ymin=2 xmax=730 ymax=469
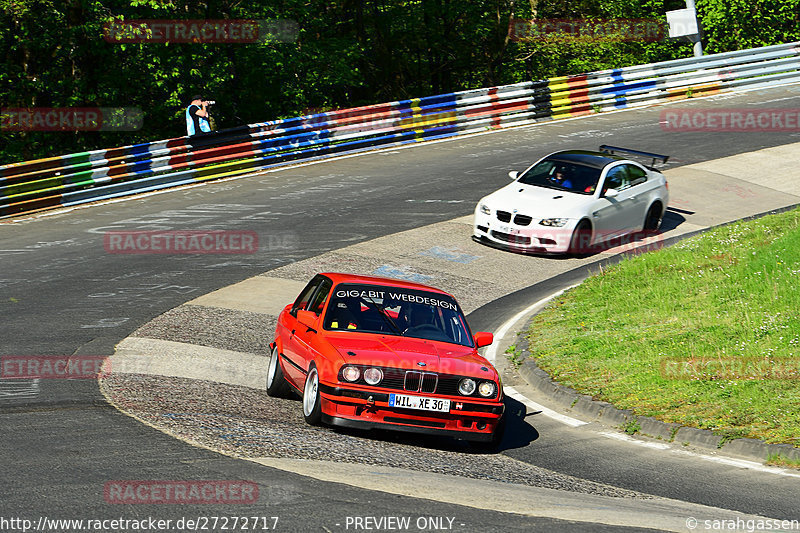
xmin=512 ymin=266 xmax=800 ymax=466
xmin=458 ymin=201 xmax=800 ymax=467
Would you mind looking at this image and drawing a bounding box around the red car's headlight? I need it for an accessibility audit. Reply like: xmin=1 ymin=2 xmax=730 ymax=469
xmin=342 ymin=365 xmax=361 ymax=382
xmin=363 ymin=367 xmax=383 ymax=386
xmin=460 ymin=378 xmax=496 ymax=397
xmin=478 ymin=381 xmax=496 ymax=398
xmin=458 ymin=378 xmax=476 ymax=395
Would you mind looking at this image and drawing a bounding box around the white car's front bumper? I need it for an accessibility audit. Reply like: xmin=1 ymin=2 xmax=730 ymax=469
xmin=473 ymin=209 xmax=578 ymax=254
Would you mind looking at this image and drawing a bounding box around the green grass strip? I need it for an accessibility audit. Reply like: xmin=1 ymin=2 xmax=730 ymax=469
xmin=524 ymin=207 xmax=800 ymax=446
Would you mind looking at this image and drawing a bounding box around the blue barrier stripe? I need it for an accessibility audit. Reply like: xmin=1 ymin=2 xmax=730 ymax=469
xmin=3 ymin=41 xmax=800 ymax=217
xmin=600 ymin=79 xmax=658 ymax=96
xmin=2 ymin=96 xmax=456 ymax=188
xmin=2 ymin=104 xmax=518 ymax=208
xmin=130 ymin=142 xmax=157 ymax=157
xmin=59 ymin=119 xmax=469 ymax=210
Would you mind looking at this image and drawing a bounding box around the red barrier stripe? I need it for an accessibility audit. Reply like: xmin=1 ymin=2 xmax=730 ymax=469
xmin=567 ymin=74 xmax=590 ymax=116
xmin=462 ymin=98 xmax=532 ymax=118
xmin=488 ymin=88 xmax=502 ymax=128
xmin=0 ymin=192 xmax=64 ymax=217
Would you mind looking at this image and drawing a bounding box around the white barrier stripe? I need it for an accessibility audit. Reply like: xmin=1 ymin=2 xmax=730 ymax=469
xmin=3 ymin=41 xmax=800 ymax=216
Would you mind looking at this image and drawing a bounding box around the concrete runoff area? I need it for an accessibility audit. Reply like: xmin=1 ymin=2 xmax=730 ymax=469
xmin=112 ymin=337 xmax=268 ymax=389
xmin=687 ymin=143 xmax=800 ymax=198
xmin=106 ymin=142 xmax=800 ymax=528
xmin=186 ymin=276 xmax=306 ymax=315
xmin=248 ymin=457 xmax=778 ymax=533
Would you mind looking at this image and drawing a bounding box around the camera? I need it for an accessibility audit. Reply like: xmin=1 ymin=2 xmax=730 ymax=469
xmin=204 ymin=100 xmax=216 ymax=105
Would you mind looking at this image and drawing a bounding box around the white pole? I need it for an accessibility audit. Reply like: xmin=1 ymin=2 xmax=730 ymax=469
xmin=685 ymin=0 xmax=704 ymax=57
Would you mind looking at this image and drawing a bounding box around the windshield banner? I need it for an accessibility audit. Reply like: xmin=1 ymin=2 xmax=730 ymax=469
xmin=334 ymin=285 xmax=459 ymax=311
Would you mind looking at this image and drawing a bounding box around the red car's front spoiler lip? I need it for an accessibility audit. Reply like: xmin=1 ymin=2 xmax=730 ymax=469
xmin=321 ymin=414 xmax=499 ymax=442
xmin=318 ymin=383 xmax=504 ymax=442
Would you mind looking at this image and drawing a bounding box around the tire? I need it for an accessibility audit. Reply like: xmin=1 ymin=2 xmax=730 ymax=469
xmin=568 ymin=220 xmax=592 ymax=255
xmin=302 ymin=363 xmax=322 ymax=425
xmin=266 ymin=345 xmax=292 ymax=398
xmin=643 ymin=203 xmax=663 ymax=232
xmin=473 ymin=415 xmax=506 ymax=453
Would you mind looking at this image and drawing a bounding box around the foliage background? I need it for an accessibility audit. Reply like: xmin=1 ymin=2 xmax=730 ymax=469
xmin=1 ymin=0 xmax=798 ymax=163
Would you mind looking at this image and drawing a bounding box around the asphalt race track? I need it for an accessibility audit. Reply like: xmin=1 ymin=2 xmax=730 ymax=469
xmin=2 ymin=85 xmax=800 ymax=532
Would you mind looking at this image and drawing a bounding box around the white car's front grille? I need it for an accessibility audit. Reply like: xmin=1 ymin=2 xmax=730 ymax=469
xmin=513 ymin=214 xmax=532 ymax=226
xmin=496 ymin=211 xmax=533 ymax=226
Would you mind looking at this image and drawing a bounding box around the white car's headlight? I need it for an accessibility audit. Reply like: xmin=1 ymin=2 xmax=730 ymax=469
xmin=539 ymin=218 xmax=569 ymax=227
xmin=479 ymin=204 xmax=491 ymax=215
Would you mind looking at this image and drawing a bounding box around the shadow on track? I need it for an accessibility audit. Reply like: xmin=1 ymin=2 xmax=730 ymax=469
xmin=496 ymin=395 xmax=540 ymax=453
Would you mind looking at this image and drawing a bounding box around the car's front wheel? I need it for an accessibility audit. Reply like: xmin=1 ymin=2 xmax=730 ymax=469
xmin=266 ymin=345 xmax=291 ymax=398
xmin=302 ymin=363 xmax=323 ymax=425
xmin=568 ymin=220 xmax=592 ymax=255
xmin=643 ymin=203 xmax=663 ymax=232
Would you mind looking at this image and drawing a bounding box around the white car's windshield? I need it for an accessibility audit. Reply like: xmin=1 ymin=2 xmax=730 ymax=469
xmin=518 ymin=159 xmax=602 ymax=195
xmin=323 ymin=283 xmax=473 ymax=346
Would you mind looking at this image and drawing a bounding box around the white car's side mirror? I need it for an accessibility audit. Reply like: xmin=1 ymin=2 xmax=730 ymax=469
xmin=508 ymin=171 xmax=519 ymax=180
xmin=604 ymin=188 xmax=620 ymax=198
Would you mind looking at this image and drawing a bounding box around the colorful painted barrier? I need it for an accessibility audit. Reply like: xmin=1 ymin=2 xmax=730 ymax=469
xmin=2 ymin=41 xmax=799 ymax=218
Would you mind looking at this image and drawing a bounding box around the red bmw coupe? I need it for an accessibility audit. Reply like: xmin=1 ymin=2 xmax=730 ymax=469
xmin=267 ymin=273 xmax=505 ymax=446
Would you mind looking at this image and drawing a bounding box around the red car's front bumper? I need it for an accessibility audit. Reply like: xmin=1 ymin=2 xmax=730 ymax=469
xmin=318 ymin=383 xmax=504 ymax=442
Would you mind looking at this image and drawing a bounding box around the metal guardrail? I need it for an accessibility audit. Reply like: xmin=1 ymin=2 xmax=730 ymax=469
xmin=2 ymin=41 xmax=799 ymax=218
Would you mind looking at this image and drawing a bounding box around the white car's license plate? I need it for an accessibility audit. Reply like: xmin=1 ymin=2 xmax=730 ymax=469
xmin=389 ymin=393 xmax=450 ymax=413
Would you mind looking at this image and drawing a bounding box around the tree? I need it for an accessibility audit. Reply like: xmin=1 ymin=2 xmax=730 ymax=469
xmin=1 ymin=0 xmax=797 ymax=164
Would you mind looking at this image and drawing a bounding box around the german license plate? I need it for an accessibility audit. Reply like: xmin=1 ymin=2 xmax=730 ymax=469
xmin=389 ymin=393 xmax=450 ymax=413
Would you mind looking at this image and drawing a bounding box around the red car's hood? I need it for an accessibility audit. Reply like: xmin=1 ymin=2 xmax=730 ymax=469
xmin=325 ymin=333 xmax=497 ymax=379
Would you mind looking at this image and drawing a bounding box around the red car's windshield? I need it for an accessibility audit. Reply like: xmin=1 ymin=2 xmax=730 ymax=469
xmin=323 ymin=283 xmax=474 ymax=347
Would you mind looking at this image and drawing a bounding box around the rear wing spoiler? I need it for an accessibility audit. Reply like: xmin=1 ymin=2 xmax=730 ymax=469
xmin=599 ymin=145 xmax=669 ymax=169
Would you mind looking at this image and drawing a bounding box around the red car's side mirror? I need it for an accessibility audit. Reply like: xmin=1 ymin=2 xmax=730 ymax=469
xmin=474 ymin=331 xmax=493 ymax=348
xmin=296 ymin=310 xmax=319 ymax=331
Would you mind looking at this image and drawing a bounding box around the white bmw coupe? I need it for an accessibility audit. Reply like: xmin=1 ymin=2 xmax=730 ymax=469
xmin=473 ymin=146 xmax=669 ymax=255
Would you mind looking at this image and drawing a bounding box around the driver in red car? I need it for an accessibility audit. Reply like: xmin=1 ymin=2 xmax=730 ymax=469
xmin=328 ymin=300 xmax=360 ymax=330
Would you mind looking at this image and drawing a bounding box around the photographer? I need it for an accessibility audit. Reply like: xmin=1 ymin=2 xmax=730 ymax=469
xmin=185 ymin=94 xmax=213 ymax=136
